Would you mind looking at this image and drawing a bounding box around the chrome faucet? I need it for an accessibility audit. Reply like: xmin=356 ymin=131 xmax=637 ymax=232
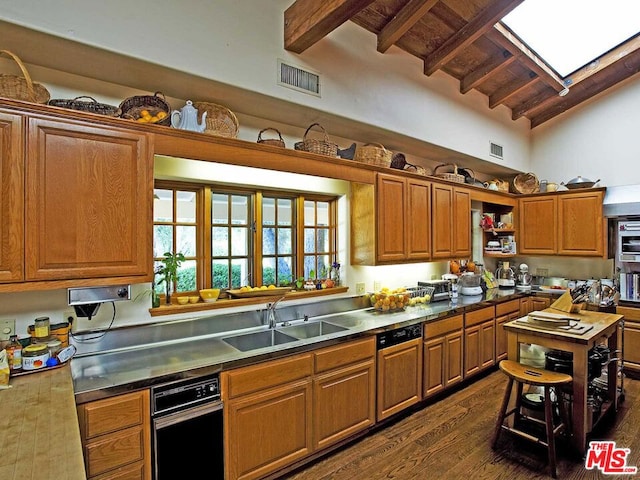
xmin=265 ymin=295 xmax=286 ymax=329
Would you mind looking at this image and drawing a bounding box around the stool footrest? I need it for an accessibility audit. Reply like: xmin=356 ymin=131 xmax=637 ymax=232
xmin=501 ymin=425 xmax=549 ymax=447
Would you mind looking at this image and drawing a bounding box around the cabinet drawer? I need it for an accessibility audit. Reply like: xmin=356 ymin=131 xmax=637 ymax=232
xmin=465 ymin=306 xmax=494 ymax=327
xmin=79 ymin=391 xmax=147 ymax=440
xmin=85 ymin=425 xmax=145 ymax=478
xmin=617 ymin=306 xmax=640 ymax=321
xmin=314 ymin=337 xmax=375 ymax=373
xmin=495 ymin=299 xmax=520 ymax=316
xmin=424 ymin=314 xmax=463 ymax=339
xmin=92 ymin=461 xmax=145 ymax=480
xmin=224 ymin=353 xmax=313 ymax=399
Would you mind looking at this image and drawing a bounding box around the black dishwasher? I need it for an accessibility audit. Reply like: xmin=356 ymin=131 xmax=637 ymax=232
xmin=151 ymin=373 xmax=223 ymax=479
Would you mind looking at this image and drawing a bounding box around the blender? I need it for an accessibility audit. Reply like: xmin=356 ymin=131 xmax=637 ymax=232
xmin=458 ymin=272 xmax=483 ymax=296
xmin=496 ymin=261 xmax=516 ymax=288
xmin=516 ymin=263 xmax=533 ymax=291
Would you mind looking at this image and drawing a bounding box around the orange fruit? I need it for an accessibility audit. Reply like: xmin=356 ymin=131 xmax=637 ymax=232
xmin=450 ymin=260 xmax=460 ymax=274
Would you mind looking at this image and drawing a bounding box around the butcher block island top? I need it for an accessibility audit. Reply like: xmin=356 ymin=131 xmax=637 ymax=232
xmin=0 ymin=365 xmax=86 ymax=480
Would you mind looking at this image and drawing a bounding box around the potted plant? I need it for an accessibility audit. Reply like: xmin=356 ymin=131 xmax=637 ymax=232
xmin=156 ymin=251 xmax=186 ymax=304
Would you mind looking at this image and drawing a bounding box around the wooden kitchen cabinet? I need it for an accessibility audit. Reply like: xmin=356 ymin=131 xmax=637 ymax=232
xmin=313 ymin=337 xmax=376 ymax=450
xmin=0 ymin=111 xmax=24 ymax=283
xmin=76 ymin=390 xmax=151 ymax=480
xmin=432 ymin=183 xmax=471 ymax=259
xmin=518 ymin=195 xmax=557 ymax=254
xmin=25 ymin=117 xmax=153 ymax=282
xmin=423 ymin=314 xmax=463 ymax=398
xmin=495 ymin=299 xmax=521 ymax=362
xmin=377 ymin=337 xmax=423 ymax=420
xmin=464 ymin=306 xmax=495 ymax=377
xmin=616 ymin=306 xmax=640 ymax=377
xmin=223 ymin=353 xmax=314 ymax=480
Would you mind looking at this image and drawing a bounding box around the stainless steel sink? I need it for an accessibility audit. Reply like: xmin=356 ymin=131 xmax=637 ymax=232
xmin=222 ymin=330 xmax=298 ymax=352
xmin=278 ymin=321 xmax=348 ymax=339
xmin=320 ymin=313 xmax=368 ymax=329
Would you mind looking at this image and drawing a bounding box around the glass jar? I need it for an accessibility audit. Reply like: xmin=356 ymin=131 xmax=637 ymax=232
xmin=6 ymin=335 xmax=22 ymax=371
xmin=22 ymin=343 xmax=50 ymax=370
xmin=46 ymin=338 xmax=62 ymax=357
xmin=34 ymin=316 xmax=50 ymax=340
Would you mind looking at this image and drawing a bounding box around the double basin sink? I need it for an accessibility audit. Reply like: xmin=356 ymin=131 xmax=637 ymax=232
xmin=222 ymin=319 xmax=353 ymax=352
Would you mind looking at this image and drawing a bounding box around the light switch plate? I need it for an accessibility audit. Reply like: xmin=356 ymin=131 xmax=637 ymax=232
xmin=0 ymin=319 xmax=16 ymax=341
xmin=356 ymin=282 xmax=366 ymax=295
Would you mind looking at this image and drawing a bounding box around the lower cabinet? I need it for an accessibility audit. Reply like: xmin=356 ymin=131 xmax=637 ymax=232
xmin=76 ymin=390 xmax=151 ymax=480
xmin=616 ymin=306 xmax=640 ymax=377
xmin=376 ymin=337 xmax=423 ymax=421
xmin=423 ymin=314 xmax=463 ymax=398
xmin=495 ymin=299 xmax=521 ymax=362
xmin=464 ymin=306 xmax=495 ymax=378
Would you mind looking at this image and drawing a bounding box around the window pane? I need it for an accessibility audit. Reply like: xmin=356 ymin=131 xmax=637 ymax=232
xmin=177 ymin=260 xmax=197 ymax=292
xmin=176 ymin=226 xmax=196 ymax=256
xmin=263 ymin=227 xmax=276 ymax=255
xmin=317 ymin=228 xmax=329 ymax=253
xmin=212 ymin=259 xmax=229 ymax=289
xmin=304 ymin=255 xmax=316 ymax=279
xmin=153 ymin=189 xmax=173 ymax=222
xmin=277 ymin=228 xmax=292 ymax=254
xmin=277 ymin=256 xmax=293 ymax=286
xmin=304 ymin=228 xmax=315 ymax=253
xmin=304 ymin=200 xmax=315 ymax=226
xmin=231 ymin=227 xmax=248 ymax=256
xmin=263 ymin=198 xmax=275 ymax=225
xmin=277 ymin=199 xmax=292 ymax=225
xmin=176 ymin=191 xmax=196 ymax=222
xmin=262 ymin=257 xmax=276 ymax=286
xmin=154 ymin=225 xmax=173 ymax=257
xmin=231 ymin=195 xmax=248 ymax=225
xmin=317 ymin=202 xmax=329 ymax=226
xmin=212 ymin=227 xmax=229 ymax=256
xmin=318 ymin=255 xmax=330 ymax=278
xmin=231 ymin=258 xmax=250 ymax=288
xmin=212 ymin=194 xmax=229 ymax=225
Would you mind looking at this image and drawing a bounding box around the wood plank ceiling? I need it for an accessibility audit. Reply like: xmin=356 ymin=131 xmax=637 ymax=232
xmin=284 ymin=0 xmax=640 ymax=128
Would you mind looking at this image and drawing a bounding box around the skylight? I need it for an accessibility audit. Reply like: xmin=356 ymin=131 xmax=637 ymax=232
xmin=502 ymin=0 xmax=640 ymax=78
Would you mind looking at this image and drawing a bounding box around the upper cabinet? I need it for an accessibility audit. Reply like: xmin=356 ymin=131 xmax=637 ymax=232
xmin=518 ymin=189 xmax=605 ymax=257
xmin=432 ymin=184 xmax=471 ymax=259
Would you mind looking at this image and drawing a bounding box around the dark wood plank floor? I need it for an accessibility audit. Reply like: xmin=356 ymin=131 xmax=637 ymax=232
xmin=283 ymin=370 xmax=640 ymax=480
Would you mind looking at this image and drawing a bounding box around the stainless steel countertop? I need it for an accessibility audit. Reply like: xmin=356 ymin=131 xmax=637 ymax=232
xmin=71 ymin=290 xmax=526 ymax=403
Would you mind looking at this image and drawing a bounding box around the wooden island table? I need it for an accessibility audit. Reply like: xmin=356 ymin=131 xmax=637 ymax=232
xmin=504 ymin=309 xmax=623 ymax=457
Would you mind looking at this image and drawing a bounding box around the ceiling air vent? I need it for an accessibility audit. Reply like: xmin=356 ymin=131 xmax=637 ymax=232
xmin=489 ymin=142 xmax=504 ymax=160
xmin=278 ymin=59 xmax=321 ymax=97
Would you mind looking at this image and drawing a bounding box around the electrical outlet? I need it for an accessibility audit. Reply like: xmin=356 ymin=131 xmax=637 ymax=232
xmin=0 ymin=318 xmax=15 ymax=341
xmin=374 ymin=280 xmax=382 ymax=292
xmin=356 ymin=282 xmax=366 ymax=295
xmin=536 ymin=268 xmax=549 ymax=276
xmin=63 ymin=309 xmax=77 ymax=325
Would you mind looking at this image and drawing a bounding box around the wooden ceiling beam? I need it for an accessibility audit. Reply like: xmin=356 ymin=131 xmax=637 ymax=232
xmin=377 ymin=0 xmax=439 ymax=53
xmin=460 ymin=50 xmax=515 ymax=93
xmin=284 ymin=0 xmax=377 ymax=53
xmin=511 ymin=89 xmax=559 ymax=120
xmin=489 ymin=74 xmax=539 ymax=109
xmin=423 ymin=0 xmax=524 ymax=76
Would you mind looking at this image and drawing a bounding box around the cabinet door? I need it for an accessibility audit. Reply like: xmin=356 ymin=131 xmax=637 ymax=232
xmin=377 ymin=338 xmax=423 ymax=420
xmin=431 ymin=184 xmax=453 ymax=258
xmin=25 ymin=117 xmax=153 ymax=281
xmin=520 ymin=296 xmax=533 ymax=316
xmin=464 ymin=324 xmax=481 ymax=377
xmin=226 ymin=380 xmax=313 ymax=480
xmin=423 ymin=336 xmax=445 ymax=397
xmin=480 ymin=320 xmax=496 ymax=369
xmin=376 ymin=173 xmax=406 ymax=262
xmin=519 ymin=196 xmax=557 ymax=254
xmin=558 ymin=191 xmax=605 ymax=256
xmin=313 ymin=359 xmax=375 ymax=450
xmin=406 ymin=178 xmax=431 ymax=260
xmin=0 ymin=111 xmax=24 ymax=282
xmin=616 ymin=307 xmax=640 ymax=376
xmin=531 ymin=296 xmax=551 ymax=311
xmin=446 ymin=330 xmax=463 ymax=386
xmin=452 ymin=187 xmax=471 ymax=257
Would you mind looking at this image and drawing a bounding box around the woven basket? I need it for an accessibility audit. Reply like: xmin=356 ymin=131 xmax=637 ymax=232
xmin=193 ymin=101 xmax=239 ymax=138
xmin=257 ymin=127 xmax=285 ymax=148
xmin=512 ymin=172 xmax=540 ymax=194
xmin=433 ymin=164 xmax=465 ymax=183
xmin=119 ymin=91 xmax=171 ymax=126
xmin=354 ymin=143 xmax=392 ymax=167
xmin=0 ymin=50 xmax=50 ymax=104
xmin=48 ymin=96 xmax=121 ymax=117
xmin=294 ymin=123 xmax=338 ymax=157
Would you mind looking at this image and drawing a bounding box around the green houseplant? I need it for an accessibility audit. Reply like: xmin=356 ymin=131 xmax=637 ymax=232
xmin=156 ymin=251 xmax=186 ymax=304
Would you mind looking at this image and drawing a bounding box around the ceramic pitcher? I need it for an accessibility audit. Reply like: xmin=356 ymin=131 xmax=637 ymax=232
xmin=171 ymin=100 xmax=207 ymax=132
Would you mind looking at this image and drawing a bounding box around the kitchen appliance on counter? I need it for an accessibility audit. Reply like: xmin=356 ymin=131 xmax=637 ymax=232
xmin=458 ymin=273 xmax=483 ymax=296
xmin=151 ymin=373 xmax=223 ymax=479
xmin=496 ymin=261 xmax=515 ymax=288
xmin=516 ymin=263 xmax=532 ymax=291
xmin=418 ymin=279 xmax=451 ymax=302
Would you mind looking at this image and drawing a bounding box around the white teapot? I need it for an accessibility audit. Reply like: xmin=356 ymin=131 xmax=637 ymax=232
xmin=171 ymin=100 xmax=207 ymax=132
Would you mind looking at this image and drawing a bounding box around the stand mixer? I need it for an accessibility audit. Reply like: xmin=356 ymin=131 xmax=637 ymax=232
xmin=516 ymin=263 xmax=532 ymax=290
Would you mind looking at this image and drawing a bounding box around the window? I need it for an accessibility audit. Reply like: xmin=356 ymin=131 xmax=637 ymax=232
xmin=153 ymin=182 xmax=338 ymax=296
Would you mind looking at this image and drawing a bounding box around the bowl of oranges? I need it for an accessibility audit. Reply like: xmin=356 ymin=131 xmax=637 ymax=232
xmin=369 ymin=287 xmax=411 ymax=313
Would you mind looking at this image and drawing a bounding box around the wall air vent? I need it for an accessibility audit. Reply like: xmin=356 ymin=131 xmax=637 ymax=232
xmin=489 ymin=142 xmax=504 ymax=160
xmin=278 ymin=59 xmax=321 ymax=97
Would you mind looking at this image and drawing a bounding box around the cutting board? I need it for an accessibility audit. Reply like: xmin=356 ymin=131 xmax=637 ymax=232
xmin=515 ymin=311 xmax=594 ymax=335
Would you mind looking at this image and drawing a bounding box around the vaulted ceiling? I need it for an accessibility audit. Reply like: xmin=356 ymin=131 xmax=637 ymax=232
xmin=284 ymin=0 xmax=640 ymax=128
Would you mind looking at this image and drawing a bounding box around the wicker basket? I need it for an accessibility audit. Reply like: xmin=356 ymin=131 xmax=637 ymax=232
xmin=354 ymin=143 xmax=392 ymax=167
xmin=257 ymin=127 xmax=285 ymax=148
xmin=294 ymin=123 xmax=338 ymax=157
xmin=433 ymin=164 xmax=465 ymax=183
xmin=512 ymin=172 xmax=540 ymax=194
xmin=0 ymin=50 xmax=50 ymax=104
xmin=48 ymin=96 xmax=121 ymax=117
xmin=193 ymin=101 xmax=239 ymax=138
xmin=119 ymin=91 xmax=171 ymax=126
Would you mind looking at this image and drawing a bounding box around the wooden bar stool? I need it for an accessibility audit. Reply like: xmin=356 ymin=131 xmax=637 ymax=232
xmin=492 ymin=360 xmax=572 ymax=478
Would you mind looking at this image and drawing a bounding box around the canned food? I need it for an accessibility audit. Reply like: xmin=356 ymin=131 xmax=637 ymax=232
xmin=22 ymin=343 xmax=50 ymax=371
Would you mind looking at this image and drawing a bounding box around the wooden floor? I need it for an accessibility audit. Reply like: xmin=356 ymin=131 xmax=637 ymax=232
xmin=283 ymin=370 xmax=640 ymax=480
